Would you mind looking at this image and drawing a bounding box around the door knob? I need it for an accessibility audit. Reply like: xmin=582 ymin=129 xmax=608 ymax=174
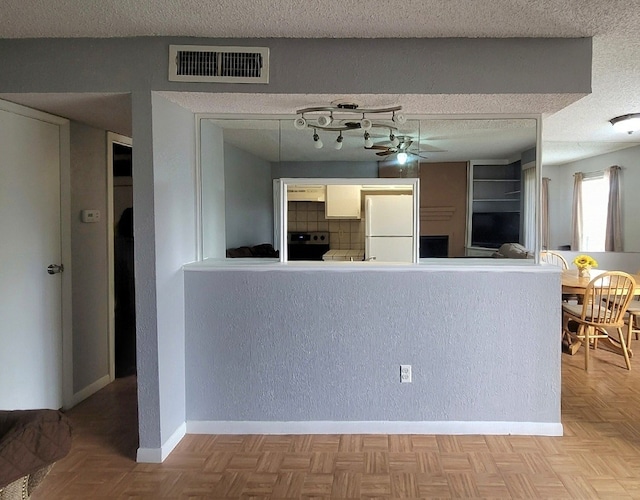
xmin=47 ymin=264 xmax=64 ymax=275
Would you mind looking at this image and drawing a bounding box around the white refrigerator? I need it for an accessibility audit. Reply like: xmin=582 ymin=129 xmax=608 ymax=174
xmin=365 ymin=195 xmax=415 ymax=263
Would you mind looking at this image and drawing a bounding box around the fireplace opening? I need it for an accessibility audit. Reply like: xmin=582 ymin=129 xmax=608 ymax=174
xmin=419 ymin=235 xmax=449 ymax=258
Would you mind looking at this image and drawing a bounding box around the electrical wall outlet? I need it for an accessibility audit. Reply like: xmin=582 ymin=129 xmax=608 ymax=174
xmin=400 ymin=364 xmax=412 ymax=383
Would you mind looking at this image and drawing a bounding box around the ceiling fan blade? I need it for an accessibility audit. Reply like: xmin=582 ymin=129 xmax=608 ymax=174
xmin=376 ymin=150 xmax=394 ymax=156
xmin=366 ymin=144 xmax=391 ymax=151
xmin=408 ymin=151 xmax=429 ymax=159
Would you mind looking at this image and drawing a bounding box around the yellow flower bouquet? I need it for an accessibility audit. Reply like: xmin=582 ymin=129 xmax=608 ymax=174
xmin=573 ymin=254 xmax=598 ymax=278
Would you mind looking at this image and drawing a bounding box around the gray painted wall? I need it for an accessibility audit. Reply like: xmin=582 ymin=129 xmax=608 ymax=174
xmin=0 ymin=36 xmax=592 ymax=456
xmin=70 ymin=122 xmax=109 ymax=393
xmin=132 ymin=91 xmax=161 ymax=449
xmin=0 ymin=38 xmax=591 ymax=95
xmin=185 ymin=268 xmax=561 ymax=424
xmin=543 ymin=144 xmax=640 ymax=252
xmin=151 ymin=94 xmax=197 ymax=444
xmin=272 ymin=161 xmax=379 ymax=179
xmin=224 ymin=143 xmax=273 ymax=249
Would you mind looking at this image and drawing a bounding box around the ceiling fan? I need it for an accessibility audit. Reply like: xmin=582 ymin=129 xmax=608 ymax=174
xmin=365 ymin=136 xmax=432 ymax=160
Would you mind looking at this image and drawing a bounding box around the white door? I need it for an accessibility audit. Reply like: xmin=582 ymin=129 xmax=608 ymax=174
xmin=0 ymin=106 xmax=65 ymax=409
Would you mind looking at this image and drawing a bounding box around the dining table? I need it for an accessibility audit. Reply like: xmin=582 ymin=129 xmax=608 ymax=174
xmin=561 ymin=268 xmax=640 ymax=356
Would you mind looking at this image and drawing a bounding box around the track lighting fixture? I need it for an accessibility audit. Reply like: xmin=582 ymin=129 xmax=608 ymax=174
xmin=317 ymin=114 xmax=333 ymax=127
xmin=294 ymin=102 xmax=403 ymax=155
xmin=293 ymin=117 xmax=307 ymax=130
xmin=392 ymin=111 xmax=406 ymax=124
xmin=363 ymin=131 xmax=373 ymax=148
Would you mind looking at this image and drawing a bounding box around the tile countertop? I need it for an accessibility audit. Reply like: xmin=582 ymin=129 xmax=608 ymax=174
xmin=322 ymin=249 xmax=365 ymax=261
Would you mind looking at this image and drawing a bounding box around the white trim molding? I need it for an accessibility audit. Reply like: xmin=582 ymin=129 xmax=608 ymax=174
xmin=71 ymin=374 xmax=111 ymax=408
xmin=186 ymin=420 xmax=563 ymax=437
xmin=137 ymin=422 xmax=187 ymax=463
xmin=106 ymin=132 xmax=133 ymax=382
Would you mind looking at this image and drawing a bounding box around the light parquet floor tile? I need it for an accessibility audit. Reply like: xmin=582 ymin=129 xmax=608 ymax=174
xmin=28 ymin=347 xmax=640 ymax=499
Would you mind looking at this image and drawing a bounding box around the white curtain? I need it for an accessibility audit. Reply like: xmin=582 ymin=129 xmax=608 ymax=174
xmin=605 ymin=165 xmax=623 ymax=251
xmin=522 ymin=166 xmax=536 ymax=251
xmin=571 ymin=172 xmax=583 ymax=251
xmin=541 ymin=177 xmax=550 ymax=250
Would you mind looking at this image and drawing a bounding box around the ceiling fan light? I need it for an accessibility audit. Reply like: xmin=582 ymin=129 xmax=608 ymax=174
xmin=360 ymin=118 xmax=372 ymax=131
xmin=364 ymin=132 xmax=373 ymax=148
xmin=294 ymin=117 xmax=307 ymax=130
xmin=313 ymin=131 xmax=323 ymax=149
xmin=397 ymin=152 xmax=408 ymax=165
xmin=610 ymin=113 xmax=640 ymax=134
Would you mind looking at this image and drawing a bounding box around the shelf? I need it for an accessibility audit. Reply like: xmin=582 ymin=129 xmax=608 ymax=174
xmin=474 ymin=179 xmax=520 ymax=182
xmin=474 ymin=198 xmax=519 ymax=202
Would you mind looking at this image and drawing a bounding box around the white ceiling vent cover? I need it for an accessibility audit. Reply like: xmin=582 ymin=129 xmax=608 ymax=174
xmin=169 ymin=45 xmax=269 ymax=84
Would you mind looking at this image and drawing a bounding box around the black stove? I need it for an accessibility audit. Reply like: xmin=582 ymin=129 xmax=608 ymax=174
xmin=287 ymin=232 xmax=330 ymax=261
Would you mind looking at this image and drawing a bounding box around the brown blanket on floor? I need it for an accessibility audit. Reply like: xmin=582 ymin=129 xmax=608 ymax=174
xmin=0 ymin=409 xmax=72 ymax=488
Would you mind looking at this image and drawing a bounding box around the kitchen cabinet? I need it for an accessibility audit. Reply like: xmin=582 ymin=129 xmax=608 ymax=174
xmin=325 ymin=185 xmax=361 ymax=219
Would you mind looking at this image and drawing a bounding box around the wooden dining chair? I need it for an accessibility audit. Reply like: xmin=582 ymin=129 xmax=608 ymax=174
xmin=562 ymin=271 xmax=637 ymax=371
xmin=626 ymin=304 xmax=640 ymax=344
xmin=542 ymin=250 xmax=576 ymax=305
xmin=540 ymin=250 xmax=569 ymax=269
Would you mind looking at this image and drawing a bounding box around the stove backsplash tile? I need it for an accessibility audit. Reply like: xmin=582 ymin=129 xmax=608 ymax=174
xmin=288 ymin=201 xmax=364 ymax=250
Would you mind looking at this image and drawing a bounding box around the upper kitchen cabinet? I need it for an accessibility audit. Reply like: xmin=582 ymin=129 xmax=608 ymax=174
xmin=325 ymin=184 xmax=361 ymax=219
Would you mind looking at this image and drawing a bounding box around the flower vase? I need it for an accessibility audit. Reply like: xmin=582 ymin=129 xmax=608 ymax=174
xmin=578 ymin=266 xmax=591 ymax=278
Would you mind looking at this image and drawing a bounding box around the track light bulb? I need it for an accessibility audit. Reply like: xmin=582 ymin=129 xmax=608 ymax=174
xmin=390 ymin=133 xmax=399 ymax=147
xmin=360 ymin=118 xmax=372 ymax=131
xmin=364 ymin=132 xmax=373 ymax=148
xmin=313 ymin=131 xmax=323 ymax=149
xmin=294 ymin=117 xmax=307 ymax=130
xmin=335 ymin=133 xmax=343 ymax=150
xmin=317 ymin=115 xmax=333 ymax=127
xmin=397 ymin=152 xmax=408 ymax=165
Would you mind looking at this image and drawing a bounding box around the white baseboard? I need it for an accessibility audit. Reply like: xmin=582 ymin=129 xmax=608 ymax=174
xmin=137 ymin=422 xmax=186 ymax=463
xmin=186 ymin=420 xmax=563 ymax=436
xmin=69 ymin=374 xmax=111 ymax=408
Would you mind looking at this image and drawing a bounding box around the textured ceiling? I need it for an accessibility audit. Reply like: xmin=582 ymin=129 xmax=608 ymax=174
xmin=2 ymin=0 xmax=640 ymax=165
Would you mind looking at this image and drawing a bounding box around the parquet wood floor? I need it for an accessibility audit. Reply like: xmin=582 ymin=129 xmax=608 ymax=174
xmin=30 ymin=347 xmax=640 ymax=499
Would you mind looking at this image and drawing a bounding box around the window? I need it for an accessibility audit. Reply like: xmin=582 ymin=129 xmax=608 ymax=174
xmin=580 ymin=174 xmax=609 ymax=251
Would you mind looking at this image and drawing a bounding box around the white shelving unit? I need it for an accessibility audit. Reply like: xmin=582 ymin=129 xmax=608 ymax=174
xmin=466 ymin=160 xmax=522 ymax=254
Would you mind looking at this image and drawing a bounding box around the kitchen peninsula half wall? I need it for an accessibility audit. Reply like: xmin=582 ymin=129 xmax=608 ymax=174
xmin=184 ymin=264 xmax=561 ymax=436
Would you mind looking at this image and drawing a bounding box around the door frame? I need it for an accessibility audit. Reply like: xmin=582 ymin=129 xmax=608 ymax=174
xmin=0 ymin=99 xmax=73 ymax=409
xmin=107 ymin=132 xmax=133 ymax=381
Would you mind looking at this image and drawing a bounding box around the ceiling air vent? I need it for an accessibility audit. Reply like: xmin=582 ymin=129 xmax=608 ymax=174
xmin=169 ymin=45 xmax=269 ymax=84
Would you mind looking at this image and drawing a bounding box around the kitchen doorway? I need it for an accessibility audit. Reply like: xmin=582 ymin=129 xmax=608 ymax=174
xmin=108 ymin=133 xmax=135 ymax=378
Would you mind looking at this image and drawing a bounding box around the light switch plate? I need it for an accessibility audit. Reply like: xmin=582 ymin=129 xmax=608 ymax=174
xmin=81 ymin=209 xmax=101 ymax=223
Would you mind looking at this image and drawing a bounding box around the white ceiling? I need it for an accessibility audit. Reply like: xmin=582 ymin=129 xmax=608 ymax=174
xmin=2 ymin=0 xmax=640 ymax=166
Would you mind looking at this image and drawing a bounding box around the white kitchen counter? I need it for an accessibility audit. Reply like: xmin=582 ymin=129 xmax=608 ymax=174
xmin=183 ymin=257 xmax=557 ymax=273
